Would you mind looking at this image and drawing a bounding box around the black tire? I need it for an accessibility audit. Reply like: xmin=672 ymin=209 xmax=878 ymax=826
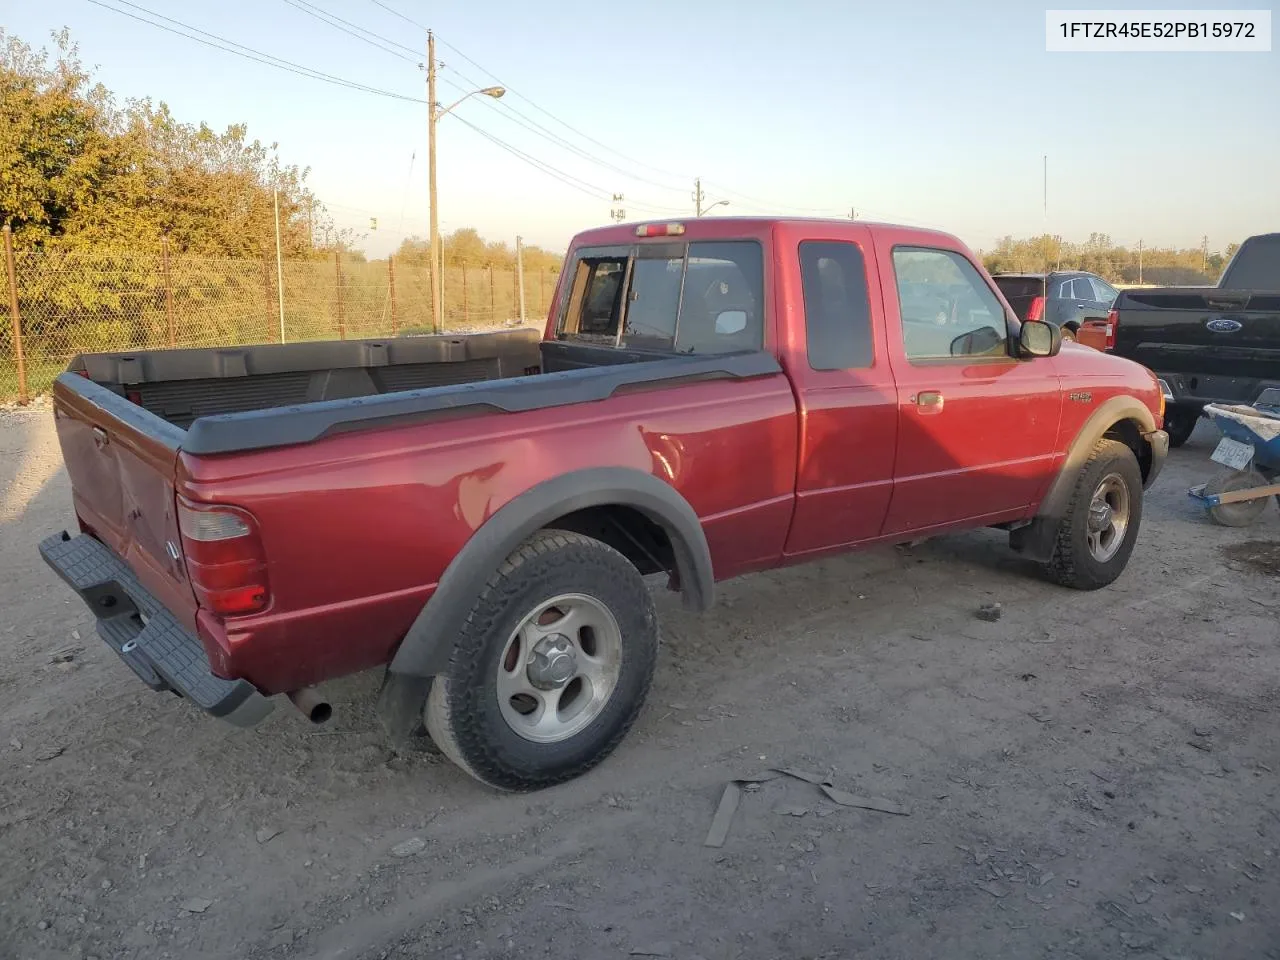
xmin=1204 ymin=468 xmax=1271 ymax=527
xmin=1046 ymin=438 xmax=1144 ymax=590
xmin=424 ymin=530 xmax=658 ymax=791
xmin=1061 ymin=323 xmax=1078 ymax=342
xmin=1164 ymin=405 xmax=1198 ymax=448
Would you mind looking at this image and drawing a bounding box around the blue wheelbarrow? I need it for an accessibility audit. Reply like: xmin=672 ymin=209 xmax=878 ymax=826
xmin=1188 ymin=396 xmax=1280 ymax=527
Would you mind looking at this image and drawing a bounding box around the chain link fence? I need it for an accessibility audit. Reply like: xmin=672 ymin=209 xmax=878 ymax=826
xmin=1 ymin=239 xmax=559 ymax=402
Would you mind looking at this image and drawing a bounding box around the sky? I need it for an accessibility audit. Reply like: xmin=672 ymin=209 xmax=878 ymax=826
xmin=3 ymin=0 xmax=1278 ymax=258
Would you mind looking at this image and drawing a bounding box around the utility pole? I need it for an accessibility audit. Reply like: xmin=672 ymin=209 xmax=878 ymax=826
xmin=515 ymin=235 xmax=527 ymax=324
xmin=849 ymin=208 xmax=857 ymax=220
xmin=611 ymin=193 xmax=626 ymax=223
xmin=1202 ymin=235 xmax=1208 ymax=273
xmin=306 ymin=198 xmax=314 ymax=250
xmin=427 ymin=29 xmax=441 ymax=334
xmin=693 ymin=178 xmax=704 ymax=218
xmin=1138 ymin=239 xmax=1144 ymax=284
xmin=273 ymin=187 xmax=286 ymax=343
xmin=1043 ymin=155 xmax=1048 ymax=218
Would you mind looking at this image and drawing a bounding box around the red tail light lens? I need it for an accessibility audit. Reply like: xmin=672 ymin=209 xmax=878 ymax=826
xmin=1026 ymin=296 xmax=1045 ymax=321
xmin=176 ymin=498 xmax=269 ymax=616
xmin=1104 ymin=308 xmax=1119 ymax=350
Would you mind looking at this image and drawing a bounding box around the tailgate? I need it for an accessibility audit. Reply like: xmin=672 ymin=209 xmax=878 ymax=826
xmin=51 ymin=373 xmax=199 ymax=631
xmin=1114 ymin=289 xmax=1280 ymax=378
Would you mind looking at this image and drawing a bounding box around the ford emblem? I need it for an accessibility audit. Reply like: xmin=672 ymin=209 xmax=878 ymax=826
xmin=1206 ymin=317 xmax=1243 ymax=333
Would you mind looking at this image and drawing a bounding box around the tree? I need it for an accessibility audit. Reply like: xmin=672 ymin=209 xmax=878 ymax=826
xmin=1 ymin=28 xmax=320 ymax=259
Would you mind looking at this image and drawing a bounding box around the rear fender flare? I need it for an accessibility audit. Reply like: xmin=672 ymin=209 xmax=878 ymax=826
xmin=388 ymin=466 xmax=713 ymax=681
xmin=1012 ymin=396 xmax=1157 ymax=562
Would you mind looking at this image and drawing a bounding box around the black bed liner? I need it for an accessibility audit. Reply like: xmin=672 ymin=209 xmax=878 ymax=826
xmin=58 ymin=331 xmax=783 ymax=456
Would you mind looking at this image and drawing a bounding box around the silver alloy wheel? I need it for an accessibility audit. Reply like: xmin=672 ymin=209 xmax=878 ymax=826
xmin=1086 ymin=472 xmax=1130 ymax=562
xmin=497 ymin=593 xmax=623 ymax=743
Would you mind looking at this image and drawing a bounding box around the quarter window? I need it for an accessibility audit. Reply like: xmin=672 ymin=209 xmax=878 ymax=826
xmin=799 ymin=241 xmax=873 ymax=370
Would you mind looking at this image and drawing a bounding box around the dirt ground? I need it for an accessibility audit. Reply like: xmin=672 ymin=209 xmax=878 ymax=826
xmin=1 ymin=406 xmax=1277 ymax=960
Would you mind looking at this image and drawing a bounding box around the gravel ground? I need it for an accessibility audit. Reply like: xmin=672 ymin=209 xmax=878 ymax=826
xmin=1 ymin=407 xmax=1277 ymax=960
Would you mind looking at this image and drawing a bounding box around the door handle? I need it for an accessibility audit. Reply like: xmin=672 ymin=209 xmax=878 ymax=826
xmin=913 ymin=390 xmax=944 ymax=413
xmin=92 ymin=426 xmax=109 ymax=449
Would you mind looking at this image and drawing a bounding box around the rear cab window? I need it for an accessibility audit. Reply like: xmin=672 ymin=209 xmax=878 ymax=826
xmin=556 ymin=240 xmax=765 ymax=355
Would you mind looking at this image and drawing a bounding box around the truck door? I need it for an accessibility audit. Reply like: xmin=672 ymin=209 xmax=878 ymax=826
xmin=878 ymin=243 xmax=1062 ymax=535
xmin=783 ymin=230 xmax=898 ymax=557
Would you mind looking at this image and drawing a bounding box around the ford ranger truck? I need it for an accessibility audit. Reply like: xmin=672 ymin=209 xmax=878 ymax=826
xmin=39 ymin=218 xmax=1169 ymax=791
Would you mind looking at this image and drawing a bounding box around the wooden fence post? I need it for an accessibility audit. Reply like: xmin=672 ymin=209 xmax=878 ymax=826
xmin=387 ymin=255 xmax=398 ymax=336
xmin=161 ymin=236 xmax=176 ymax=347
xmin=461 ymin=264 xmax=469 ymax=324
xmin=334 ymin=251 xmax=346 ymax=340
xmin=488 ymin=265 xmax=495 ymax=323
xmin=263 ymin=257 xmax=275 ymax=339
xmin=3 ymin=225 xmax=28 ymax=404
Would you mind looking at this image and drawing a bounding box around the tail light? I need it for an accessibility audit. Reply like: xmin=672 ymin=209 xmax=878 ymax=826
xmin=1104 ymin=308 xmax=1119 ymax=350
xmin=176 ymin=498 xmax=269 ymax=616
xmin=1026 ymin=296 xmax=1045 ymax=321
xmin=635 ymin=222 xmax=686 ymax=237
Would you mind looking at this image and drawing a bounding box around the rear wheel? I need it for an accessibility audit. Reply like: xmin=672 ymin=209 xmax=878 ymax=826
xmin=1163 ymin=405 xmax=1198 ymax=448
xmin=1046 ymin=438 xmax=1144 ymax=590
xmin=425 ymin=530 xmax=658 ymax=791
xmin=1204 ymin=468 xmax=1271 ymax=527
xmin=1061 ymin=323 xmax=1078 ymax=342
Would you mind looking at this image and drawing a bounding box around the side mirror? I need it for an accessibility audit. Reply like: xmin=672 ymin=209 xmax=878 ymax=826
xmin=714 ymin=309 xmax=748 ymax=335
xmin=1019 ymin=319 xmax=1062 ymax=358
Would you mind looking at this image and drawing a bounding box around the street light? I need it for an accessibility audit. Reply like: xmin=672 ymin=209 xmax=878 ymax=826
xmin=699 ymin=200 xmax=730 ymax=217
xmin=428 ymin=29 xmax=504 ymax=332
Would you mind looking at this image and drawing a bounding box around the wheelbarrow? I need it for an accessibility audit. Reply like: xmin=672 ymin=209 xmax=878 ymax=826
xmin=1188 ymin=399 xmax=1280 ymax=526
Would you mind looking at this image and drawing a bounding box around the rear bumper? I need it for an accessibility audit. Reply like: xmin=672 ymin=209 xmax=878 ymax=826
xmin=38 ymin=532 xmax=273 ymax=728
xmin=1157 ymin=372 xmax=1280 ymax=410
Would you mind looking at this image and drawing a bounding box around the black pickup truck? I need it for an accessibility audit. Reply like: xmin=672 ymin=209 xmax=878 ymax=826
xmin=1107 ymin=233 xmax=1280 ymax=446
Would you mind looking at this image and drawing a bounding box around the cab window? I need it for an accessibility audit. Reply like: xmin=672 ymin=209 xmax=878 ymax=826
xmin=557 ymin=241 xmax=764 ymax=355
xmin=893 ymin=247 xmax=1009 ymax=361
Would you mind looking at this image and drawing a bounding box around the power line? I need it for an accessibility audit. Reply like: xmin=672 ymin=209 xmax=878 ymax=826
xmin=431 ymin=32 xmax=691 ymax=185
xmin=451 ymin=116 xmax=677 ymax=214
xmin=278 ymin=0 xmax=421 ymax=63
xmin=284 ymin=0 xmax=685 ymax=199
xmin=441 ymin=61 xmax=686 ymax=194
xmin=90 ymin=0 xmax=677 ymax=211
xmin=366 ymin=0 xmax=427 ymax=31
xmin=450 ymin=116 xmax=612 ymax=200
xmin=87 ymin=0 xmax=428 ymax=104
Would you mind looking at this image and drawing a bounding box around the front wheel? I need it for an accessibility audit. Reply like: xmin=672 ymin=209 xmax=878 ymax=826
xmin=1046 ymin=438 xmax=1144 ymax=590
xmin=1163 ymin=405 xmax=1198 ymax=448
xmin=425 ymin=530 xmax=658 ymax=791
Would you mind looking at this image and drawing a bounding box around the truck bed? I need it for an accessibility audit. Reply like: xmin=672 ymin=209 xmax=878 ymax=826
xmin=68 ymin=329 xmax=546 ymax=429
xmin=61 ymin=332 xmax=778 ymax=456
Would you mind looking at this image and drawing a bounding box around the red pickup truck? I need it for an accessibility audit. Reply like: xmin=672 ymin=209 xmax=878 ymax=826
xmin=40 ymin=218 xmax=1169 ymax=791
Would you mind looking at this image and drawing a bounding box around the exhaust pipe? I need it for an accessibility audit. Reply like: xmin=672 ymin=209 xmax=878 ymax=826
xmin=287 ymin=686 xmax=332 ymax=724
